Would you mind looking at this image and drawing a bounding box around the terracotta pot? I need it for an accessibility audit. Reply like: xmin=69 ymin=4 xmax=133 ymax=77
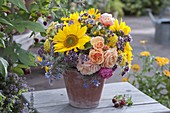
xmin=63 ymin=69 xmax=104 ymax=108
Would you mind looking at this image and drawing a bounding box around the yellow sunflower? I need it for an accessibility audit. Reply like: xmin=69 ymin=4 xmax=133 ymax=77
xmin=88 ymin=8 xmax=101 ymax=20
xmin=124 ymin=42 xmax=133 ymax=64
xmin=61 ymin=12 xmax=79 ymax=24
xmin=110 ymin=19 xmax=131 ymax=35
xmin=53 ymin=24 xmax=90 ymax=53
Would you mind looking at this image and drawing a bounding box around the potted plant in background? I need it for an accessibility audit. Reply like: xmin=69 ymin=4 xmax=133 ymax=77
xmin=37 ymin=7 xmax=133 ymax=108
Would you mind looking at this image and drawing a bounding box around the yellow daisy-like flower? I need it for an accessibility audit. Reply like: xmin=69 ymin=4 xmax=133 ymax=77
xmin=124 ymin=42 xmax=133 ymax=64
xmin=44 ymin=39 xmax=51 ymax=53
xmin=140 ymin=51 xmax=150 ymax=57
xmin=88 ymin=8 xmax=101 ymax=20
xmin=122 ymin=77 xmax=128 ymax=82
xmin=37 ymin=56 xmax=42 ymax=62
xmin=155 ymin=57 xmax=169 ymax=66
xmin=45 ymin=66 xmax=50 ymax=72
xmin=164 ymin=70 xmax=170 ymax=77
xmin=107 ymin=34 xmax=118 ymax=47
xmin=110 ymin=19 xmax=131 ymax=35
xmin=131 ymin=64 xmax=140 ymax=72
xmin=53 ymin=24 xmax=90 ymax=53
xmin=61 ymin=12 xmax=79 ymax=24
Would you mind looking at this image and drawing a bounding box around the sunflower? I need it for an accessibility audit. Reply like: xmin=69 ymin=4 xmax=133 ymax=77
xmin=61 ymin=12 xmax=79 ymax=24
xmin=124 ymin=42 xmax=133 ymax=64
xmin=110 ymin=19 xmax=131 ymax=35
xmin=53 ymin=24 xmax=90 ymax=53
xmin=88 ymin=8 xmax=101 ymax=20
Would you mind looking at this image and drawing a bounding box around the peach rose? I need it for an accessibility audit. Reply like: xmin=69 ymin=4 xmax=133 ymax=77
xmin=89 ymin=49 xmax=104 ymax=64
xmin=77 ymin=60 xmax=101 ymax=75
xmin=90 ymin=36 xmax=104 ymax=50
xmin=102 ymin=48 xmax=118 ymax=68
xmin=99 ymin=13 xmax=114 ymax=26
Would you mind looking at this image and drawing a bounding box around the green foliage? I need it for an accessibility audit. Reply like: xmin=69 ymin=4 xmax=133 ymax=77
xmin=0 ymin=57 xmax=8 ymax=77
xmin=122 ymin=0 xmax=170 ymax=16
xmin=127 ymin=53 xmax=170 ymax=108
xmin=105 ymin=0 xmax=124 ymax=17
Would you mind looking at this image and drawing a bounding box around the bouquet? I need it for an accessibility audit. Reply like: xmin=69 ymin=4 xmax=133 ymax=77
xmin=37 ymin=8 xmax=133 ymax=87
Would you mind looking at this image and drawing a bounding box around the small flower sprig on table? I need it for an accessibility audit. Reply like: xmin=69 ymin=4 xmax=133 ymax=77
xmin=112 ymin=95 xmax=133 ymax=108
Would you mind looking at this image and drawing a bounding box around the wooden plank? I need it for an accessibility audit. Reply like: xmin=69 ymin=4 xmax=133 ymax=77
xmin=36 ymin=103 xmax=170 ymax=113
xmin=22 ymin=82 xmax=170 ymax=113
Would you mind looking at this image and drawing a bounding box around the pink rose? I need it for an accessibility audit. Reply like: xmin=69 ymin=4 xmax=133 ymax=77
xmin=77 ymin=60 xmax=101 ymax=75
xmin=90 ymin=36 xmax=104 ymax=50
xmin=102 ymin=48 xmax=118 ymax=68
xmin=99 ymin=13 xmax=114 ymax=26
xmin=89 ymin=49 xmax=104 ymax=64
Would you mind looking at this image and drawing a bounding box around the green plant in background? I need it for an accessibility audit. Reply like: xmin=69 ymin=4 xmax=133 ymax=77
xmin=124 ymin=41 xmax=170 ymax=108
xmin=122 ymin=0 xmax=170 ymax=16
xmin=0 ymin=0 xmax=69 ymax=112
xmin=105 ymin=0 xmax=124 ymax=18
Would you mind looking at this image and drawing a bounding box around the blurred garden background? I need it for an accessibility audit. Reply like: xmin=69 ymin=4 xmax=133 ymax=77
xmin=0 ymin=0 xmax=170 ymax=112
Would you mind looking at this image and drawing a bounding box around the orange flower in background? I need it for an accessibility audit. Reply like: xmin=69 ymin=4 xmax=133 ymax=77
xmin=89 ymin=49 xmax=104 ymax=64
xmin=140 ymin=51 xmax=150 ymax=57
xmin=122 ymin=77 xmax=128 ymax=82
xmin=131 ymin=64 xmax=140 ymax=72
xmin=155 ymin=57 xmax=169 ymax=66
xmin=90 ymin=36 xmax=104 ymax=50
xmin=164 ymin=70 xmax=170 ymax=77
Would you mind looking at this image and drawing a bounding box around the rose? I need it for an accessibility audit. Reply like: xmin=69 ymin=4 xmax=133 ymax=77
xmin=90 ymin=36 xmax=104 ymax=50
xmin=98 ymin=68 xmax=113 ymax=79
xmin=99 ymin=13 xmax=114 ymax=26
xmin=89 ymin=49 xmax=104 ymax=64
xmin=77 ymin=60 xmax=101 ymax=75
xmin=102 ymin=48 xmax=118 ymax=68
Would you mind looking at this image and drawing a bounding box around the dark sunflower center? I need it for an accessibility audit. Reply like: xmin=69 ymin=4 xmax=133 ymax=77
xmin=64 ymin=34 xmax=78 ymax=48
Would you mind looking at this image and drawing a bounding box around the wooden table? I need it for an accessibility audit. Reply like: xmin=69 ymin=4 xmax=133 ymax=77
xmin=22 ymin=82 xmax=170 ymax=113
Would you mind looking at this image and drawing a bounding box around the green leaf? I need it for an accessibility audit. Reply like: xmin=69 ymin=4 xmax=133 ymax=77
xmin=13 ymin=21 xmax=45 ymax=33
xmin=0 ymin=39 xmax=5 ymax=48
xmin=0 ymin=32 xmax=4 ymax=38
xmin=23 ymin=21 xmax=45 ymax=32
xmin=11 ymin=67 xmax=24 ymax=76
xmin=0 ymin=57 xmax=8 ymax=77
xmin=0 ymin=0 xmax=4 ymax=7
xmin=7 ymin=0 xmax=28 ymax=12
xmin=16 ymin=64 xmax=29 ymax=69
xmin=0 ymin=17 xmax=13 ymax=26
xmin=17 ymin=49 xmax=36 ymax=66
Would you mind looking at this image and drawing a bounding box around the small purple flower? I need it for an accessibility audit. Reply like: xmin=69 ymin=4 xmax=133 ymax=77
xmin=83 ymin=82 xmax=89 ymax=88
xmin=56 ymin=73 xmax=61 ymax=79
xmin=98 ymin=68 xmax=113 ymax=79
xmin=92 ymin=80 xmax=100 ymax=87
